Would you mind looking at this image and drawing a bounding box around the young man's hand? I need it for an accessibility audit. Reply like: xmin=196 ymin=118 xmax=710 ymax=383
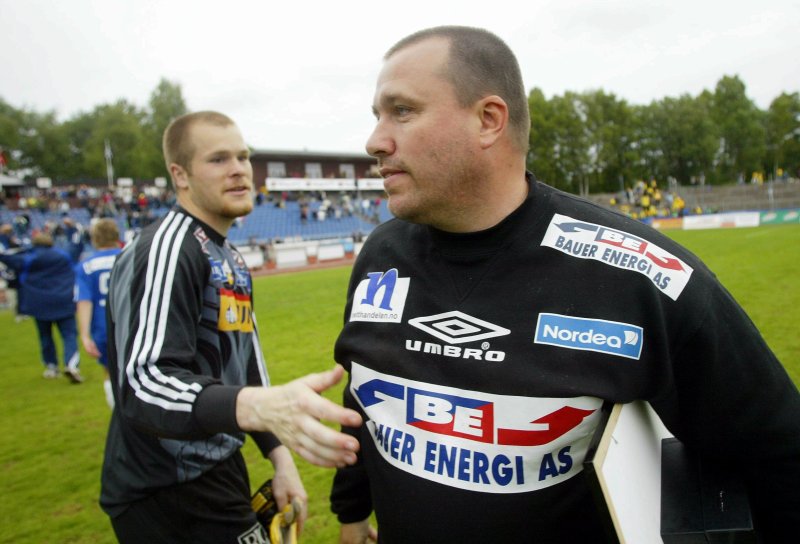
xmin=237 ymin=365 xmax=362 ymax=467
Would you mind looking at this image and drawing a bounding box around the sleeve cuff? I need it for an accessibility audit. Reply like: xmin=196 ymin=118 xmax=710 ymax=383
xmin=194 ymin=384 xmax=244 ymax=434
xmin=251 ymin=431 xmax=282 ymax=457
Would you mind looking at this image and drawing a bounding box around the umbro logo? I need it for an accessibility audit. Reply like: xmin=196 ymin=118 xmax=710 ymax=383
xmin=408 ymin=311 xmax=510 ymax=344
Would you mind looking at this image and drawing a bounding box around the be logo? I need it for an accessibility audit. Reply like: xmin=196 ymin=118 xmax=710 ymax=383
xmin=349 ymin=268 xmax=410 ymax=323
xmin=355 ymin=376 xmax=596 ymax=447
xmin=408 ymin=389 xmax=495 ymax=443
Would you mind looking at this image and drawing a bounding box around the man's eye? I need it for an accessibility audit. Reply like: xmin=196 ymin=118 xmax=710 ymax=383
xmin=395 ymin=106 xmax=412 ymax=116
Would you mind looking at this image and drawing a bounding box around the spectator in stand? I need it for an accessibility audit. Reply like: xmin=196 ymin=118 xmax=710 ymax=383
xmin=56 ymin=216 xmax=85 ymax=250
xmin=0 ymin=223 xmax=19 ymax=251
xmin=0 ymin=231 xmax=84 ymax=381
xmin=0 ymin=223 xmax=23 ymax=320
xmin=12 ymin=213 xmax=30 ymax=243
xmin=74 ymin=218 xmax=122 ymax=407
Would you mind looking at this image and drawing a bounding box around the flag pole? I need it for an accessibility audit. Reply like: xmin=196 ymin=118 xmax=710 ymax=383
xmin=104 ymin=139 xmax=114 ymax=189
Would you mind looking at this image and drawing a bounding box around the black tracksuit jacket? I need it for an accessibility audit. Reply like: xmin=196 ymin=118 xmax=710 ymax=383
xmin=331 ymin=176 xmax=800 ymax=542
xmin=100 ymin=207 xmax=279 ymax=518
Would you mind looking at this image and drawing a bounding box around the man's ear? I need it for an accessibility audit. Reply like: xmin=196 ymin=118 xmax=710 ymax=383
xmin=170 ymin=163 xmax=189 ymax=190
xmin=477 ymin=95 xmax=509 ymax=149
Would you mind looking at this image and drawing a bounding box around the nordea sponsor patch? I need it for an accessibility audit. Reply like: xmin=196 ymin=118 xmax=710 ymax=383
xmin=534 ymin=313 xmax=643 ymax=360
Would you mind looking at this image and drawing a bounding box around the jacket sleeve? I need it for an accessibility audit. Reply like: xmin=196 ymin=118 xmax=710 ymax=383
xmin=192 ymin=384 xmax=281 ymax=456
xmin=652 ymin=279 xmax=800 ymax=541
xmin=330 ymin=372 xmax=374 ymax=523
xmin=111 ymin=229 xmax=222 ymax=439
xmin=0 ymin=251 xmax=24 ymax=270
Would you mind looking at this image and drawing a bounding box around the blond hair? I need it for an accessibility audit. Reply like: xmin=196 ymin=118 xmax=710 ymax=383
xmin=90 ymin=218 xmax=120 ymax=248
xmin=162 ymin=111 xmax=236 ymax=173
xmin=32 ymin=232 xmax=54 ymax=247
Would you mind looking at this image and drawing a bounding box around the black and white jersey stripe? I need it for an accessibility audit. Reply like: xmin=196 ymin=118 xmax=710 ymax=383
xmin=125 ymin=210 xmax=202 ymax=411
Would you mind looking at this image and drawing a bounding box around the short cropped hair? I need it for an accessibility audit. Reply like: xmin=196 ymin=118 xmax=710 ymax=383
xmin=162 ymin=111 xmax=235 ymax=173
xmin=32 ymin=232 xmax=53 ymax=247
xmin=386 ymin=26 xmax=530 ymax=153
xmin=90 ymin=218 xmax=120 ymax=248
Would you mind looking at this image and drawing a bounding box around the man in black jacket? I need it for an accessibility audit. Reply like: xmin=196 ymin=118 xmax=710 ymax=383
xmin=330 ymin=26 xmax=800 ymax=543
xmin=101 ymin=111 xmax=362 ymax=544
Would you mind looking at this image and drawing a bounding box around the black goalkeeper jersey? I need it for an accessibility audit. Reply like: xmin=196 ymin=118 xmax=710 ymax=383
xmin=100 ymin=207 xmax=278 ymax=517
xmin=331 ymin=175 xmax=800 ymax=542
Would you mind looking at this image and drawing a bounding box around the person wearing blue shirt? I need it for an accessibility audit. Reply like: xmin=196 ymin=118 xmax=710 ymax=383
xmin=0 ymin=231 xmax=84 ymax=381
xmin=75 ymin=218 xmax=122 ymax=406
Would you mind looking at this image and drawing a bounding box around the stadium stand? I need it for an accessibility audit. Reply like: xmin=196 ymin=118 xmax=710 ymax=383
xmin=229 ymin=201 xmax=375 ymax=245
xmin=2 ymin=180 xmax=798 ymax=274
xmin=585 ymin=179 xmax=800 ymax=219
xmin=678 ymin=182 xmax=800 ymax=212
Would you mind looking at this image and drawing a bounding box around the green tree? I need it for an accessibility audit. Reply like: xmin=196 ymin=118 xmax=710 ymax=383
xmin=28 ymin=112 xmax=69 ymax=179
xmin=143 ymin=78 xmax=188 ymax=178
xmin=60 ymin=109 xmax=102 ymax=180
xmin=527 ymin=88 xmax=559 ymax=185
xmin=79 ymin=100 xmax=151 ymax=180
xmin=0 ymin=98 xmax=25 ymax=172
xmin=550 ymin=92 xmax=591 ymax=195
xmin=527 ymin=89 xmax=592 ymax=194
xmin=649 ymin=94 xmax=717 ymax=184
xmin=0 ymin=101 xmax=74 ymax=180
xmin=628 ymin=103 xmax=663 ymax=183
xmin=711 ymin=75 xmax=766 ymax=183
xmin=1 ymin=77 xmax=188 ymax=183
xmin=765 ymin=92 xmax=800 ymax=179
xmin=580 ymin=90 xmax=636 ymax=193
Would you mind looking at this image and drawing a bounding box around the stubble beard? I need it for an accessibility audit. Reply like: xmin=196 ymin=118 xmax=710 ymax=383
xmin=221 ymin=199 xmax=254 ymax=219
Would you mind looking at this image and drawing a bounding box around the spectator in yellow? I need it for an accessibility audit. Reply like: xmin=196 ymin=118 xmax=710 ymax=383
xmin=671 ymin=196 xmax=685 ymax=216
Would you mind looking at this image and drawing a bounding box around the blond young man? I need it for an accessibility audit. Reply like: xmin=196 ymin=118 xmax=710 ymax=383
xmin=75 ymin=218 xmax=122 ymax=406
xmin=101 ymin=111 xmax=361 ymax=543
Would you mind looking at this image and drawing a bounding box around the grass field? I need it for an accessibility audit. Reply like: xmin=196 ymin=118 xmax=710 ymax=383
xmin=0 ymin=223 xmax=797 ymax=543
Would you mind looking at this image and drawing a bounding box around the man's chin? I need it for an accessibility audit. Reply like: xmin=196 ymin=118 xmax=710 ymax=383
xmin=223 ymin=202 xmax=254 ymax=218
xmin=387 ymin=200 xmax=424 ymax=224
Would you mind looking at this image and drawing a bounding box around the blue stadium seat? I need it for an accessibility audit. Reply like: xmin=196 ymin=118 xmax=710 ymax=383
xmin=1 ymin=199 xmax=387 ymax=246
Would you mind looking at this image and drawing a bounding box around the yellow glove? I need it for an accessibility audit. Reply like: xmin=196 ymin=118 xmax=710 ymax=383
xmin=252 ymin=479 xmax=301 ymax=544
xmin=269 ymin=499 xmax=301 ymax=544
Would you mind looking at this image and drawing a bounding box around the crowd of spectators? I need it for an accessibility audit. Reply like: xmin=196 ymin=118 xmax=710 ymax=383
xmin=257 ymin=189 xmax=383 ymax=225
xmin=607 ymin=178 xmax=703 ymax=220
xmin=1 ymin=183 xmax=389 ymax=255
xmin=1 ymin=184 xmax=177 ymax=244
xmin=1 ymin=184 xmax=175 ymax=225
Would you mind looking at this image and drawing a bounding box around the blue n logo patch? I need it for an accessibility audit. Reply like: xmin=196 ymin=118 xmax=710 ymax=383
xmin=350 ymin=268 xmax=410 ymax=323
xmin=361 ymin=269 xmax=399 ymax=310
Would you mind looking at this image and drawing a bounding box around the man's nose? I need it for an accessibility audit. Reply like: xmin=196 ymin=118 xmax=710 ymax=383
xmin=366 ymin=120 xmax=395 ymax=158
xmin=231 ymin=158 xmax=250 ymax=176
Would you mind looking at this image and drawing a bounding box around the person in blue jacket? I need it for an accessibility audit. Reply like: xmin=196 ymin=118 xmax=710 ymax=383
xmin=0 ymin=231 xmax=84 ymax=381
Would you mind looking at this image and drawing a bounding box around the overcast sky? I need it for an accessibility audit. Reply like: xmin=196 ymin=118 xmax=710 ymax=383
xmin=2 ymin=0 xmax=798 ymax=154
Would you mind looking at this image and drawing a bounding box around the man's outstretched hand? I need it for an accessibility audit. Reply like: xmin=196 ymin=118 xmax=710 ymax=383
xmin=237 ymin=364 xmax=363 ymax=467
